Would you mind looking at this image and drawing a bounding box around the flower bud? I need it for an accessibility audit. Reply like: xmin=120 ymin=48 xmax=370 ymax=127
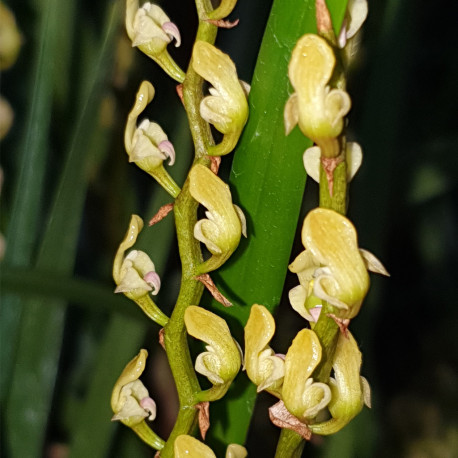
xmin=189 ymin=165 xmax=246 ymax=274
xmin=125 ymin=1 xmax=184 ymax=82
xmin=185 ymin=306 xmax=241 ymax=400
xmin=284 ymin=34 xmax=351 ymax=158
xmin=283 ymin=329 xmax=332 ymax=422
xmin=192 ymin=41 xmax=249 ymax=156
xmin=244 ymin=305 xmax=285 ymax=397
xmin=309 ymin=331 xmax=371 ymax=435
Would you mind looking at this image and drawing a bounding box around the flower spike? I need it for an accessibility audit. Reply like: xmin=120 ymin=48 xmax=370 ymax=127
xmin=244 ymin=305 xmax=285 ymax=397
xmin=125 ymin=81 xmax=180 ymax=198
xmin=189 ymin=165 xmax=246 ymax=274
xmin=125 ymin=0 xmax=185 ymax=82
xmin=284 ymin=34 xmax=351 ymax=158
xmin=185 ymin=306 xmax=241 ymax=401
xmin=192 ymin=41 xmax=249 ymax=156
xmin=283 ymin=329 xmax=332 ymax=422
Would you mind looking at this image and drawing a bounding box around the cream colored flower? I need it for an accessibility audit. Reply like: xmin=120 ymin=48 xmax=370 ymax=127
xmin=0 ymin=3 xmax=22 ymax=70
xmin=192 ymin=41 xmax=249 ymax=156
xmin=338 ymin=0 xmax=368 ymax=48
xmin=125 ymin=81 xmax=175 ymax=170
xmin=284 ymin=34 xmax=351 ymax=158
xmin=309 ymin=331 xmax=371 ymax=435
xmin=174 ymin=435 xmax=247 ymax=458
xmin=189 ymin=164 xmax=246 ymax=273
xmin=125 ymin=1 xmax=184 ymax=82
xmin=244 ymin=305 xmax=285 ymax=397
xmin=289 ymin=208 xmax=388 ymax=321
xmin=184 ymin=306 xmax=241 ymax=400
xmin=113 ymin=215 xmax=161 ymax=300
xmin=111 ymin=349 xmax=156 ymax=426
xmin=282 ymin=329 xmax=332 ymax=422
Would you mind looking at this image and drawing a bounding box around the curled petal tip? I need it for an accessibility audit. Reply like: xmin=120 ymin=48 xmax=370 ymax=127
xmin=143 ymin=271 xmax=161 ymax=295
xmin=158 ymin=139 xmax=176 ymax=165
xmin=162 ymin=21 xmax=181 ymax=47
xmin=139 ymin=396 xmax=157 ymax=420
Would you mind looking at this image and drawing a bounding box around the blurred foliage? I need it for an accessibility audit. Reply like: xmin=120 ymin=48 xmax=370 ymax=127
xmin=1 ymin=0 xmax=457 ymax=457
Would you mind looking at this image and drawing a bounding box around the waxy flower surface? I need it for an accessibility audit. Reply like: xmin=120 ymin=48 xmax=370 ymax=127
xmin=125 ymin=81 xmax=175 ymax=172
xmin=192 ymin=41 xmax=249 ymax=156
xmin=244 ymin=304 xmax=285 ymax=397
xmin=111 ymin=349 xmax=156 ymax=426
xmin=189 ymin=164 xmax=246 ymax=273
xmin=310 ymin=331 xmax=371 ymax=435
xmin=284 ymin=34 xmax=351 ymax=158
xmin=289 ymin=208 xmax=387 ymax=320
xmin=282 ymin=329 xmax=331 ymax=422
xmin=174 ymin=435 xmax=247 ymax=458
xmin=113 ymin=215 xmax=161 ymax=300
xmin=184 ymin=306 xmax=241 ymax=399
xmin=125 ymin=1 xmax=184 ymax=82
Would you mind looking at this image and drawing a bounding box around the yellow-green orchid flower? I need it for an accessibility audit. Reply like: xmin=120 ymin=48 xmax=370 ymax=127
xmin=244 ymin=305 xmax=285 ymax=398
xmin=174 ymin=435 xmax=248 ymax=458
xmin=0 ymin=3 xmax=22 ymax=70
xmin=284 ymin=34 xmax=351 ymax=158
xmin=189 ymin=164 xmax=246 ymax=274
xmin=192 ymin=41 xmax=249 ymax=156
xmin=289 ymin=208 xmax=388 ymax=321
xmin=309 ymin=331 xmax=371 ymax=435
xmin=124 ymin=81 xmax=180 ymax=198
xmin=282 ymin=329 xmax=332 ymax=422
xmin=125 ymin=0 xmax=185 ymax=82
xmin=184 ymin=306 xmax=241 ymax=401
xmin=113 ymin=215 xmax=168 ymax=326
xmin=111 ymin=349 xmax=165 ymax=449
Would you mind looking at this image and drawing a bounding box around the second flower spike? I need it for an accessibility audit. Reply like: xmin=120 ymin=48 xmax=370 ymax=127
xmin=192 ymin=41 xmax=249 ymax=156
xmin=189 ymin=165 xmax=246 ymax=274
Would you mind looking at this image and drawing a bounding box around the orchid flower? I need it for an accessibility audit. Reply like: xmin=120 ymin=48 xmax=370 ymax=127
xmin=189 ymin=164 xmax=246 ymax=274
xmin=192 ymin=41 xmax=249 ymax=156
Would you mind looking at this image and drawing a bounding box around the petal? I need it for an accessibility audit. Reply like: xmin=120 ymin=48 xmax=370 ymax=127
xmin=345 ymin=0 xmax=368 ymax=39
xmin=284 ymin=92 xmax=299 ymax=135
xmin=283 ymin=329 xmax=323 ymax=420
xmin=303 ymin=146 xmax=321 ymax=183
xmin=174 ymin=435 xmax=216 ymax=458
xmin=162 ymin=21 xmax=181 ymax=47
xmin=302 ymin=208 xmax=369 ymax=316
xmin=113 ymin=215 xmax=144 ymax=284
xmin=194 ymin=219 xmax=223 ymax=254
xmin=111 ymin=349 xmax=148 ymax=413
xmin=359 ymin=248 xmax=390 ymax=276
xmin=226 ymin=444 xmax=248 ymax=458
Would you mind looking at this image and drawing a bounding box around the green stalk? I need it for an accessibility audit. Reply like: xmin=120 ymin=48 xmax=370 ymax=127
xmin=159 ymin=3 xmax=218 ymax=456
xmin=206 ymin=0 xmax=349 ymax=450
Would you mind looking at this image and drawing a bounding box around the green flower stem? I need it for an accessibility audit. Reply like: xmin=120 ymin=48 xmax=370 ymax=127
xmin=134 ymin=295 xmax=169 ymax=327
xmin=274 ymin=429 xmax=305 ymax=458
xmin=318 ymin=160 xmax=347 ymax=215
xmin=131 ymin=420 xmax=166 ymax=450
xmin=159 ymin=5 xmax=219 ymax=456
xmin=148 ymin=165 xmax=181 ymax=199
xmin=194 ymin=381 xmax=231 ymax=403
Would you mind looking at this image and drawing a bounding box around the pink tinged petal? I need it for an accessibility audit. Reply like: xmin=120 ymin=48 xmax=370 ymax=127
xmin=309 ymin=305 xmax=322 ymax=323
xmin=158 ymin=139 xmax=175 ymax=165
xmin=140 ymin=396 xmax=157 ymax=421
xmin=161 ymin=21 xmax=181 ymax=47
xmin=338 ymin=18 xmax=348 ymax=48
xmin=143 ymin=271 xmax=161 ymax=295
